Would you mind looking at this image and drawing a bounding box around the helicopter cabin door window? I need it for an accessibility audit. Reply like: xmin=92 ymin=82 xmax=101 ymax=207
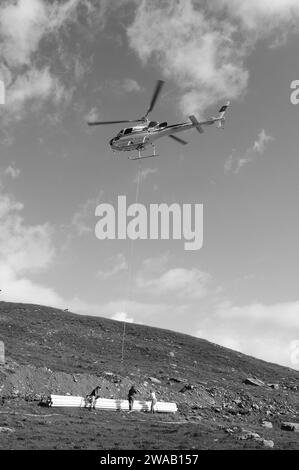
xmin=124 ymin=128 xmax=133 ymax=135
xmin=148 ymin=121 xmax=158 ymax=128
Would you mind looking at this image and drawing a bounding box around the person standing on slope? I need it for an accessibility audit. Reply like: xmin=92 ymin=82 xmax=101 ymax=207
xmin=86 ymin=385 xmax=101 ymax=411
xmin=150 ymin=389 xmax=157 ymax=414
xmin=128 ymin=385 xmax=139 ymax=412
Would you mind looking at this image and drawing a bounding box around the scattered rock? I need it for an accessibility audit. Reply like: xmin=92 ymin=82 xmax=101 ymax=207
xmin=262 ymin=421 xmax=273 ymax=429
xmin=0 ymin=427 xmax=14 ymax=433
xmin=180 ymin=384 xmax=194 ymax=393
xmin=239 ymin=431 xmax=261 ymax=441
xmin=262 ymin=439 xmax=274 ymax=448
xmin=233 ymin=398 xmax=242 ymax=406
xmin=0 ymin=341 xmax=5 ymax=365
xmin=268 ymin=383 xmax=279 ymax=390
xmin=238 ymin=409 xmax=250 ymax=415
xmin=224 ymin=428 xmax=235 ymax=434
xmin=281 ymin=422 xmax=299 ymax=432
xmin=244 ymin=377 xmax=265 ymax=387
xmin=212 ymin=407 xmax=221 ymax=413
xmin=168 ymin=377 xmax=185 ymax=383
xmin=148 ymin=377 xmax=161 ymax=384
xmin=112 ymin=377 xmax=121 ymax=384
xmin=169 ymin=352 xmax=175 ymax=357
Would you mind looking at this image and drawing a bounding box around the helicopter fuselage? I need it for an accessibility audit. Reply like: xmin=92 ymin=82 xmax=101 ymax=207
xmin=87 ymin=79 xmax=230 ymax=159
xmin=109 ymin=119 xmax=215 ymax=153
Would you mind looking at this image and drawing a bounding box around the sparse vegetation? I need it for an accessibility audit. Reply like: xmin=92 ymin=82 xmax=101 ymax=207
xmin=0 ymin=301 xmax=298 ymax=450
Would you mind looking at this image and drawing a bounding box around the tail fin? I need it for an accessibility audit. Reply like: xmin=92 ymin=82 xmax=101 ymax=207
xmin=189 ymin=115 xmax=204 ymax=133
xmin=217 ymin=101 xmax=230 ymax=128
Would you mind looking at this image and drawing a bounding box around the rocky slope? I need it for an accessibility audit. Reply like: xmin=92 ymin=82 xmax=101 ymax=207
xmin=0 ymin=301 xmax=298 ymax=450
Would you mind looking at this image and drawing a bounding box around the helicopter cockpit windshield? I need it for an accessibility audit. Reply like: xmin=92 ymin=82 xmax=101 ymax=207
xmin=124 ymin=128 xmax=133 ymax=135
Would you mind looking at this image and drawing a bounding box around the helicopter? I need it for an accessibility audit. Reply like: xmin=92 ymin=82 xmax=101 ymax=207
xmin=87 ymin=80 xmax=230 ymax=160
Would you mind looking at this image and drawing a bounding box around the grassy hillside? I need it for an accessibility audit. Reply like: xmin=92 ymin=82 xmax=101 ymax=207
xmin=0 ymin=301 xmax=298 ymax=450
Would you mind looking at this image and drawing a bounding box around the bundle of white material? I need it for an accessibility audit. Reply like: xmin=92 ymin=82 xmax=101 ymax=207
xmin=49 ymin=395 xmax=177 ymax=413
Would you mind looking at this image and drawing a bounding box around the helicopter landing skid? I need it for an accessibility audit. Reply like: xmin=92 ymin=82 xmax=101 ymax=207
xmin=128 ymin=153 xmax=159 ymax=161
xmin=128 ymin=143 xmax=158 ymax=161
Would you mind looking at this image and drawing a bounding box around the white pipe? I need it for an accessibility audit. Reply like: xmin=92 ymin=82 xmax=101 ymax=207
xmin=49 ymin=395 xmax=177 ymax=413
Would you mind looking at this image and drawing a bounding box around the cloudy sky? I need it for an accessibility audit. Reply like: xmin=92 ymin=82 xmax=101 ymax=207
xmin=1 ymin=0 xmax=299 ymax=370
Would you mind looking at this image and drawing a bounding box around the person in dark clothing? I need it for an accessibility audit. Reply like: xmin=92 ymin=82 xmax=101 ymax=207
xmin=128 ymin=385 xmax=139 ymax=411
xmin=86 ymin=385 xmax=101 ymax=410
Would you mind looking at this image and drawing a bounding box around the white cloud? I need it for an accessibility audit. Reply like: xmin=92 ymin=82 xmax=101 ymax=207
xmin=71 ymin=192 xmax=104 ymax=236
xmin=126 ymin=0 xmax=299 ymax=116
xmin=0 ymin=0 xmax=48 ymax=67
xmin=0 ymin=185 xmax=107 ymax=313
xmin=213 ymin=0 xmax=299 ymax=31
xmin=85 ymin=107 xmax=101 ymax=123
xmin=224 ymin=153 xmax=233 ymax=174
xmin=6 ymin=67 xmax=65 ymax=117
xmin=4 ymin=164 xmax=20 ymax=180
xmin=0 ymin=185 xmax=63 ymax=307
xmin=97 ymin=253 xmax=128 ymax=279
xmin=0 ymin=192 xmax=54 ymax=277
xmin=112 ymin=311 xmax=135 ymax=323
xmin=137 ymin=267 xmax=211 ymax=300
xmin=142 ymin=253 xmax=170 ymax=274
xmin=225 ymin=129 xmax=274 ymax=174
xmin=101 ymin=78 xmax=143 ymax=97
xmin=196 ymin=299 xmax=299 ymax=370
xmin=127 ymin=0 xmax=249 ymax=116
xmin=121 ymin=78 xmax=142 ymax=93
xmin=0 ymin=0 xmax=85 ymax=67
xmin=0 ymin=0 xmax=97 ymax=121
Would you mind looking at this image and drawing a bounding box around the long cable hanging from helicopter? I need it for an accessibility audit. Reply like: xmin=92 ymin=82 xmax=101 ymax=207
xmin=120 ymin=158 xmax=142 ymax=366
xmin=87 ymin=80 xmax=230 ymax=366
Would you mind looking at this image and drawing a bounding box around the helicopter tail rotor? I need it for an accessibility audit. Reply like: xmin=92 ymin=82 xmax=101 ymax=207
xmin=216 ymin=101 xmax=230 ymax=128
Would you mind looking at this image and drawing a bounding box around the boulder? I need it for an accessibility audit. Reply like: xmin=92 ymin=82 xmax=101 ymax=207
xmin=281 ymin=422 xmax=299 ymax=432
xmin=262 ymin=439 xmax=274 ymax=448
xmin=262 ymin=421 xmax=273 ymax=429
xmin=148 ymin=377 xmax=161 ymax=384
xmin=239 ymin=431 xmax=261 ymax=441
xmin=268 ymin=383 xmax=279 ymax=390
xmin=244 ymin=377 xmax=265 ymax=387
xmin=0 ymin=427 xmax=14 ymax=433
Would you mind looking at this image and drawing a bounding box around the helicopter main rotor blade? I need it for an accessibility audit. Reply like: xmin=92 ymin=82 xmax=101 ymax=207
xmin=169 ymin=134 xmax=188 ymax=145
xmin=88 ymin=119 xmax=144 ymax=126
xmin=143 ymin=80 xmax=165 ymax=120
